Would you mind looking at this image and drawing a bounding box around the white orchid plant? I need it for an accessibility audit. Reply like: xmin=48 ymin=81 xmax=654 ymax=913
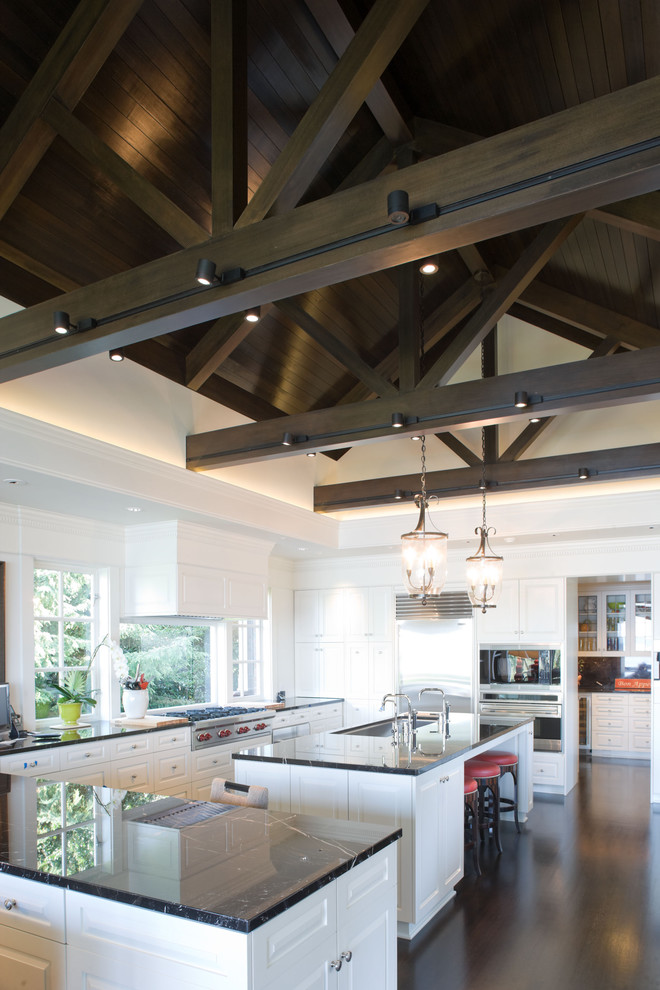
xmin=112 ymin=640 xmax=149 ymax=691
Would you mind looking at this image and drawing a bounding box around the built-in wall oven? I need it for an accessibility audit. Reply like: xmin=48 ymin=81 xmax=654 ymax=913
xmin=479 ymin=690 xmax=563 ymax=752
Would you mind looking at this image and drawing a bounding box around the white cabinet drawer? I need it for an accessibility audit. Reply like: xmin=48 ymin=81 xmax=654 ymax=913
xmin=629 ymin=731 xmax=650 ymax=752
xmin=592 ymin=730 xmax=626 ymax=750
xmin=629 ymin=697 xmax=651 ymax=715
xmin=337 ymin=846 xmax=395 ymax=918
xmin=0 ymin=927 xmax=66 ymax=988
xmin=593 ymin=716 xmax=626 ymax=730
xmin=533 ymin=756 xmax=564 ymax=783
xmin=630 ymin=716 xmax=651 ymax=731
xmin=154 ymin=750 xmax=191 ymax=788
xmin=152 ymin=728 xmax=191 ymax=752
xmin=0 ymin=748 xmax=61 ymax=776
xmin=109 ymin=734 xmax=152 ymax=761
xmin=271 ymin=710 xmax=308 ymax=728
xmin=0 ymin=873 xmax=66 ymax=942
xmin=112 ymin=759 xmax=153 ymax=791
xmin=60 ymin=741 xmax=109 ymax=771
xmin=192 ymin=749 xmax=233 ymax=777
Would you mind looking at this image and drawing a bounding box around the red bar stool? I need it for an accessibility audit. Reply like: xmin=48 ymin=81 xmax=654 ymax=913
xmin=464 ymin=776 xmax=481 ymax=875
xmin=484 ymin=750 xmax=521 ymax=833
xmin=464 ymin=758 xmax=502 ymax=853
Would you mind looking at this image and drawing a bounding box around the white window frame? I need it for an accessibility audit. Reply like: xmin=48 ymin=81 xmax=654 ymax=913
xmin=224 ymin=616 xmax=271 ymax=702
xmin=33 ymin=562 xmax=100 ymax=725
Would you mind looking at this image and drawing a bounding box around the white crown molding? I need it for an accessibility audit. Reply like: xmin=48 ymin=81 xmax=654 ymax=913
xmin=0 ymin=503 xmax=123 ymax=542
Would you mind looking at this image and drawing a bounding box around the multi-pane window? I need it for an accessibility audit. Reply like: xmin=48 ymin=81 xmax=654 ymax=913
xmin=34 ymin=567 xmax=96 ymax=720
xmin=119 ymin=622 xmax=212 ymax=709
xmin=230 ymin=619 xmax=266 ymax=700
xmin=36 ymin=780 xmax=98 ymax=876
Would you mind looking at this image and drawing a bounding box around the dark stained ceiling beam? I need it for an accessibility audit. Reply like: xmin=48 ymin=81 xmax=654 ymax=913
xmin=335 ymin=135 xmax=395 ymax=192
xmin=0 ymin=0 xmax=143 ymax=221
xmin=212 ymin=0 xmax=247 ymax=234
xmin=435 ymin=432 xmax=481 ymax=467
xmin=304 ymin=0 xmax=412 ymax=145
xmin=313 ymin=442 xmax=660 ymax=511
xmin=589 ymin=191 xmax=660 ymax=242
xmin=185 ymin=345 xmax=660 ymax=469
xmin=341 ymin=276 xmax=483 ymax=404
xmin=505 ymin=273 xmax=660 ymax=350
xmin=498 ymin=336 xmax=623 ymax=462
xmin=418 ymin=216 xmax=583 ymax=388
xmin=237 ymin=0 xmax=430 ymax=225
xmin=185 ymin=312 xmax=256 ymax=391
xmin=274 ymin=297 xmax=397 ymax=398
xmin=0 ymin=238 xmax=81 ymax=293
xmin=2 ymin=76 xmax=660 ymax=381
xmin=508 ymin=302 xmax=602 ymax=349
xmin=42 ymin=99 xmax=209 ymax=247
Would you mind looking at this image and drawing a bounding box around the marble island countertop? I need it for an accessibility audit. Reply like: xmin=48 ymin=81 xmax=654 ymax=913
xmin=0 ymin=775 xmax=399 ymax=932
xmin=233 ymin=714 xmax=534 ymax=775
xmin=0 ymin=697 xmax=344 ymax=756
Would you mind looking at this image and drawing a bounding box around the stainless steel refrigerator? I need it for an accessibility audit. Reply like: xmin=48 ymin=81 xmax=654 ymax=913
xmin=397 ymin=595 xmax=476 ymax=714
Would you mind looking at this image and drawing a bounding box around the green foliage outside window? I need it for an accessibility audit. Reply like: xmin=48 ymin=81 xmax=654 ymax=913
xmin=119 ymin=623 xmax=211 ymax=708
xmin=34 ymin=568 xmax=95 ymax=719
xmin=36 ymin=780 xmax=97 ymax=876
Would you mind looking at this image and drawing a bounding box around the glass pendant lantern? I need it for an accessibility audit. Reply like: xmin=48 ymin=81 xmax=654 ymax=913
xmin=466 ymin=428 xmax=503 ymax=612
xmin=401 ymin=436 xmax=448 ymax=602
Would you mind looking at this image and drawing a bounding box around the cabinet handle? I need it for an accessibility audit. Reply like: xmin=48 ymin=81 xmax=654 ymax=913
xmin=131 ymin=774 xmax=137 ymax=782
xmin=340 ymin=950 xmax=352 ymax=963
xmin=330 ymin=959 xmax=342 ymax=972
xmin=27 ymin=761 xmax=37 ymax=768
xmin=4 ymin=899 xmax=16 ymax=911
xmin=440 ymin=776 xmax=449 ymax=783
xmin=131 ymin=744 xmax=137 ymax=750
xmin=171 ymin=765 xmax=178 ymax=772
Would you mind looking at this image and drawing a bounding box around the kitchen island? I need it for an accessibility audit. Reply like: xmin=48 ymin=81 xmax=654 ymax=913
xmin=0 ymin=774 xmax=400 ymax=989
xmin=234 ymin=714 xmax=534 ymax=939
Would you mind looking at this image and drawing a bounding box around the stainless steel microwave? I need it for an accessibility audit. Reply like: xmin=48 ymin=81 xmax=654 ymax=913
xmin=479 ymin=648 xmax=561 ymax=687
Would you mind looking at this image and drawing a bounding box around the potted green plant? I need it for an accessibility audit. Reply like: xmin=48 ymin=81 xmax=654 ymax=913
xmin=49 ymin=637 xmax=105 ymax=725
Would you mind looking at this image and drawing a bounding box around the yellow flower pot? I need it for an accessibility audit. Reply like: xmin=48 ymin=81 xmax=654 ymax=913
xmin=58 ymin=701 xmax=82 ymax=726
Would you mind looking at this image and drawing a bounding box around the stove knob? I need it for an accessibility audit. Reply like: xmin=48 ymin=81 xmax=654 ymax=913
xmin=244 ymin=725 xmax=250 ymax=732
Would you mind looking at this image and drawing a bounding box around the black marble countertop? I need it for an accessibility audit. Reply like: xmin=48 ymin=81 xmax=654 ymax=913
xmin=0 ymin=719 xmax=189 ymax=756
xmin=0 ymin=776 xmax=399 ymax=933
xmin=0 ymin=698 xmax=344 ymax=757
xmin=233 ymin=715 xmax=533 ymax=775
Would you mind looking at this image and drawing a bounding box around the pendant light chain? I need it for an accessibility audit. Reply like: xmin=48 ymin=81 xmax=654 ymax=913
xmin=480 ymin=340 xmax=487 ymax=530
xmin=420 ymin=435 xmax=427 ymax=502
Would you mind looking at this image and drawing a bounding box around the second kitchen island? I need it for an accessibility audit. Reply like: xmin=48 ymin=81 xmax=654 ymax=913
xmin=234 ymin=715 xmax=534 ymax=939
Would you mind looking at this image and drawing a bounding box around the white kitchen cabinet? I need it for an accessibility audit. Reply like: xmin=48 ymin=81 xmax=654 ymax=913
xmin=0 ymin=874 xmax=66 ymax=990
xmin=477 ymin=577 xmax=564 ymax=644
xmin=533 ymin=752 xmax=565 ymax=787
xmin=415 ymin=765 xmax=463 ymax=914
xmin=295 ymin=589 xmax=345 ymax=642
xmin=0 ymin=927 xmax=66 ymax=990
xmin=64 ymin=847 xmax=395 ymax=990
xmin=0 ymin=748 xmax=61 ymax=777
xmin=290 ymin=765 xmax=349 ymax=819
xmin=345 ymin=643 xmax=395 ymax=702
xmin=591 ymin=693 xmax=650 ymax=758
xmin=578 ymin=584 xmax=652 ymax=656
xmin=255 ymin=846 xmax=396 ymax=990
xmin=295 ymin=641 xmax=345 ymax=696
xmin=344 ymin=587 xmax=393 ymax=642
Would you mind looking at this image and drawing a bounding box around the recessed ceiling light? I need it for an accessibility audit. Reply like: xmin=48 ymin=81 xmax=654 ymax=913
xmin=297 ymin=547 xmax=307 ymax=551
xmin=126 ymin=506 xmax=142 ymax=512
xmin=3 ymin=478 xmax=27 ymax=486
xmin=504 ymin=537 xmax=515 ymax=543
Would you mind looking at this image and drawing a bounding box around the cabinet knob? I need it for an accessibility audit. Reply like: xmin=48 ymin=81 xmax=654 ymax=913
xmin=330 ymin=959 xmax=342 ymax=972
xmin=131 ymin=743 xmax=137 ymax=750
xmin=340 ymin=950 xmax=352 ymax=963
xmin=4 ymin=899 xmax=16 ymax=911
xmin=131 ymin=774 xmax=137 ymax=782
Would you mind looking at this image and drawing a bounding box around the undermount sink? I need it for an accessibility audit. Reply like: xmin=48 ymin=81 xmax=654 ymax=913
xmin=338 ymin=716 xmax=439 ymax=738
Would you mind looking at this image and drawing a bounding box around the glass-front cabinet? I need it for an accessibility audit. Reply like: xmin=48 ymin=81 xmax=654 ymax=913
xmin=578 ymin=584 xmax=651 ymax=656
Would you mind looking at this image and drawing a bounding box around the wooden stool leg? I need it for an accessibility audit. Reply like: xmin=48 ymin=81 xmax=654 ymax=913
xmin=465 ymin=789 xmax=481 ymax=876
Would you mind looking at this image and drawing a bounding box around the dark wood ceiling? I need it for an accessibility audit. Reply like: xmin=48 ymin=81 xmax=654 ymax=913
xmin=0 ymin=0 xmax=659 ymax=509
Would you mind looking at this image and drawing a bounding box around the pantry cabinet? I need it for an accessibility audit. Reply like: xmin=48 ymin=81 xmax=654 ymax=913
xmin=590 ymin=693 xmax=651 ymax=758
xmin=476 ymin=578 xmax=565 ymax=644
xmin=578 ymin=584 xmax=652 ymax=655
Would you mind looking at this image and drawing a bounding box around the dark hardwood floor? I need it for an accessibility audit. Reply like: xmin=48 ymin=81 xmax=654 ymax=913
xmin=398 ymin=758 xmax=660 ymax=990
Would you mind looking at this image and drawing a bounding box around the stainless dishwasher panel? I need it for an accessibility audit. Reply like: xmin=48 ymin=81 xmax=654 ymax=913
xmin=272 ymin=722 xmax=311 ymax=742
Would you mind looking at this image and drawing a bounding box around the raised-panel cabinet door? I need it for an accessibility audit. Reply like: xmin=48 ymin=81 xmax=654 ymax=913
xmin=345 ymin=589 xmax=370 ymax=641
xmin=0 ymin=929 xmax=65 ymax=990
xmin=346 ymin=644 xmax=369 ymax=699
xmin=295 ymin=642 xmax=322 ymax=695
xmin=519 ymin=578 xmax=564 ymax=643
xmin=295 ymin=590 xmax=321 ymax=641
xmin=318 ymin=590 xmax=345 ymax=641
xmin=289 ymin=766 xmax=348 ymax=819
xmin=475 ymin=579 xmax=520 ymax=642
xmin=368 ymin=587 xmax=394 ymax=641
xmin=370 ymin=644 xmax=394 ymax=700
xmin=336 ymin=899 xmax=397 ymax=990
xmin=319 ymin=643 xmax=346 ymax=697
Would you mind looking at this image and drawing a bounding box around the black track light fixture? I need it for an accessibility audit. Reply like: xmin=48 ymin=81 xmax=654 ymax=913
xmin=387 ymin=189 xmax=410 ymax=225
xmin=53 ymin=311 xmax=73 ymax=335
xmin=195 ymin=259 xmax=218 ymax=285
xmin=514 ymin=391 xmax=529 ymax=408
xmin=391 ymin=412 xmax=405 ymax=429
xmin=245 ymin=307 xmax=261 ymax=323
xmin=109 ymin=349 xmax=124 ymax=362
